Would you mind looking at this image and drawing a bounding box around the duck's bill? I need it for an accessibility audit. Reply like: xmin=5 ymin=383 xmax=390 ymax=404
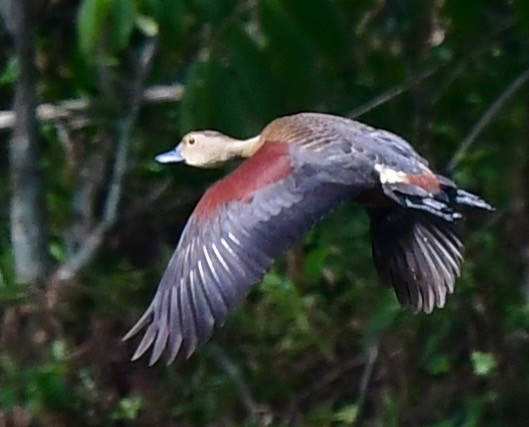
xmin=155 ymin=146 xmax=184 ymax=163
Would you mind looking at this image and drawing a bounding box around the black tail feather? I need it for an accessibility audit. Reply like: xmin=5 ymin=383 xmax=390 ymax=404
xmin=382 ymin=178 xmax=493 ymax=223
xmin=454 ymin=189 xmax=494 ymax=211
xmin=381 ymin=183 xmax=461 ymax=222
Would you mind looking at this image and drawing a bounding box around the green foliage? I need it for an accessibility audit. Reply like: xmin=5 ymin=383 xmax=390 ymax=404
xmin=0 ymin=341 xmax=70 ymax=414
xmin=78 ymin=0 xmax=137 ymax=58
xmin=332 ymin=403 xmax=359 ymax=424
xmin=2 ymin=0 xmax=529 ymax=425
xmin=471 ymin=351 xmax=497 ymax=377
xmin=110 ymin=396 xmax=144 ymax=421
xmin=0 ymin=57 xmax=17 ymax=87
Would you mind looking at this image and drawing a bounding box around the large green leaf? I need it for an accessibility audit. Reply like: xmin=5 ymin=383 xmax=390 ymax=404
xmin=77 ymin=0 xmax=111 ymax=55
xmin=78 ymin=0 xmax=135 ymax=56
xmin=110 ymin=0 xmax=136 ymax=51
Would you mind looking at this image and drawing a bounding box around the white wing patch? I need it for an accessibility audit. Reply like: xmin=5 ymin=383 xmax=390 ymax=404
xmin=375 ymin=163 xmax=407 ymax=184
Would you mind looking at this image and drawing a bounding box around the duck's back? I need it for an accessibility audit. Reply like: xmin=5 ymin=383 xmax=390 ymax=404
xmin=261 ymin=112 xmax=429 ymax=182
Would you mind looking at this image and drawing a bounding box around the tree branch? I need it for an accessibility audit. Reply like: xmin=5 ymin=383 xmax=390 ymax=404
xmin=0 ymin=84 xmax=184 ymax=131
xmin=0 ymin=0 xmax=15 ymax=34
xmin=355 ymin=339 xmax=380 ymax=422
xmin=52 ymin=39 xmax=158 ymax=282
xmin=349 ymin=19 xmax=515 ymax=120
xmin=349 ymin=68 xmax=438 ymax=119
xmin=9 ymin=0 xmax=51 ymax=284
xmin=447 ymin=66 xmax=529 ymax=173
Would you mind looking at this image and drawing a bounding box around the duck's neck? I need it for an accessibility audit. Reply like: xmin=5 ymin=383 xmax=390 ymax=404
xmin=231 ymin=135 xmax=263 ymax=158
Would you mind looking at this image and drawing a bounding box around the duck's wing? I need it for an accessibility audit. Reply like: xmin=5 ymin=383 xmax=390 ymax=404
xmin=123 ymin=140 xmax=376 ymax=365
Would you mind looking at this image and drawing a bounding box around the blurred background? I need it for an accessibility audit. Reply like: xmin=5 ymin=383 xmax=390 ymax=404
xmin=1 ymin=0 xmax=529 ymax=425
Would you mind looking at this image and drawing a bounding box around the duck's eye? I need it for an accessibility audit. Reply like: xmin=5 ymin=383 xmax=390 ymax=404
xmin=188 ymin=137 xmax=195 ymax=145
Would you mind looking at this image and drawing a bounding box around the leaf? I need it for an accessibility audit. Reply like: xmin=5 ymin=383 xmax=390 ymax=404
xmin=77 ymin=0 xmax=111 ymax=55
xmin=0 ymin=261 xmax=23 ymax=305
xmin=110 ymin=0 xmax=136 ymax=50
xmin=50 ymin=241 xmax=66 ymax=262
xmin=51 ymin=340 xmax=67 ymax=361
xmin=425 ymin=354 xmax=452 ymax=376
xmin=78 ymin=0 xmax=136 ymax=56
xmin=111 ymin=396 xmax=144 ymax=421
xmin=0 ymin=281 xmax=24 ymax=304
xmin=135 ymin=14 xmax=159 ymax=37
xmin=333 ymin=404 xmax=359 ymax=424
xmin=0 ymin=58 xmax=18 ymax=87
xmin=303 ymin=246 xmax=330 ymax=282
xmin=471 ymin=351 xmax=497 ymax=376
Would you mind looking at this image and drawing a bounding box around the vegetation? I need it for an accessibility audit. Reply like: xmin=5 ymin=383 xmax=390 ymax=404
xmin=1 ymin=0 xmax=529 ymax=425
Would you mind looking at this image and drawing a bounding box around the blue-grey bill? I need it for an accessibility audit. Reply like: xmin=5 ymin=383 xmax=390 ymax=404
xmin=155 ymin=146 xmax=185 ymax=163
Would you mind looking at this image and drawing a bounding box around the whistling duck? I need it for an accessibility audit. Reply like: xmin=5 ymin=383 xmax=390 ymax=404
xmin=124 ymin=112 xmax=492 ymax=365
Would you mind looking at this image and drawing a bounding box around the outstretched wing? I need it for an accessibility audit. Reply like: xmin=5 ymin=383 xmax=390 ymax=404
xmin=124 ymin=141 xmax=375 ymax=365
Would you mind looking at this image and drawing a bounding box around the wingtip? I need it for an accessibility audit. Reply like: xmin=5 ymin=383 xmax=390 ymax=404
xmin=166 ymin=334 xmax=184 ymax=365
xmin=131 ymin=344 xmax=148 ymax=362
xmin=129 ymin=324 xmax=158 ymax=362
xmin=122 ymin=306 xmax=154 ymax=342
xmin=184 ymin=339 xmax=198 ymax=361
xmin=148 ymin=354 xmax=161 ymax=366
xmin=148 ymin=327 xmax=169 ymax=366
xmin=122 ymin=328 xmax=137 ymax=342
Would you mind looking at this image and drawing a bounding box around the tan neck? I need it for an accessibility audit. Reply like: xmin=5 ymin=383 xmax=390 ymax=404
xmin=231 ymin=135 xmax=263 ymax=158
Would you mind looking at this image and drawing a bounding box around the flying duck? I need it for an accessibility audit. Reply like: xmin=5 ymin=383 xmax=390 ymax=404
xmin=124 ymin=112 xmax=493 ymax=365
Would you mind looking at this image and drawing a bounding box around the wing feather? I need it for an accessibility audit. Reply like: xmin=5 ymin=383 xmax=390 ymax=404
xmin=370 ymin=207 xmax=463 ymax=313
xmin=177 ymin=279 xmax=194 ymax=357
xmin=196 ymin=259 xmax=229 ymax=322
xmin=166 ymin=287 xmax=183 ymax=364
xmin=125 ymin=152 xmax=375 ymax=363
xmin=189 ymin=269 xmax=215 ymax=344
xmin=150 ymin=290 xmax=170 ymax=365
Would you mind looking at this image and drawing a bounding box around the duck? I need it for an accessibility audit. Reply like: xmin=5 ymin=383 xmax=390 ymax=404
xmin=123 ymin=112 xmax=493 ymax=365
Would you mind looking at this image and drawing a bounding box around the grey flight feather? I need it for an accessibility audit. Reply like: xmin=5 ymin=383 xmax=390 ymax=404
xmin=124 ymin=151 xmax=375 ymax=364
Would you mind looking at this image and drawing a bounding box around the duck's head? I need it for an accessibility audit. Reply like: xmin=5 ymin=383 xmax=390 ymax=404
xmin=155 ymin=131 xmax=262 ymax=168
